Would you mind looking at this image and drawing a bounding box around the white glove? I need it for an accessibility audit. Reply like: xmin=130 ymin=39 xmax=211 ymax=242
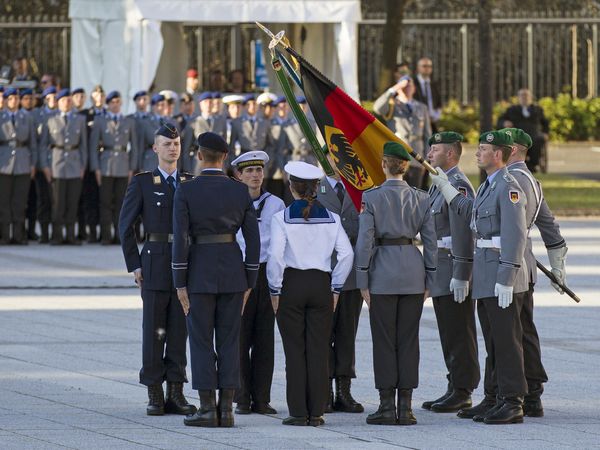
xmin=449 ymin=278 xmax=469 ymax=303
xmin=547 ymin=246 xmax=567 ymax=294
xmin=429 ymin=167 xmax=460 ymax=203
xmin=494 ymin=283 xmax=513 ymax=309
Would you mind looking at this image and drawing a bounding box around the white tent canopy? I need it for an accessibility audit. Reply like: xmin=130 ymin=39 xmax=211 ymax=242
xmin=69 ymin=0 xmax=361 ymax=112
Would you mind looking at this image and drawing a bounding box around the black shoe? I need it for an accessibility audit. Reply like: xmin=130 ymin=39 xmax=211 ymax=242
xmin=282 ymin=416 xmax=308 ymax=426
xmin=164 ymin=382 xmax=197 ymax=415
xmin=366 ymin=389 xmax=397 ymax=425
xmin=431 ymin=389 xmax=472 ymax=413
xmin=147 ymin=384 xmax=165 ymax=416
xmin=184 ymin=390 xmax=218 ymax=427
xmin=422 ymin=382 xmax=453 ymax=410
xmin=39 ymin=224 xmax=49 ymax=244
xmin=87 ymin=227 xmax=99 ymax=244
xmin=324 ymin=379 xmax=334 ymax=413
xmin=65 ymin=225 xmax=82 ymax=246
xmin=218 ymin=389 xmax=235 ymax=427
xmin=309 ymin=416 xmax=325 ymax=427
xmin=484 ymin=397 xmax=524 ymax=425
xmin=397 ymin=389 xmax=417 ymax=425
xmin=100 ymin=239 xmax=112 ymax=246
xmin=473 ymin=400 xmax=503 ymax=422
xmin=333 ymin=377 xmax=364 ymax=413
xmin=523 ymin=398 xmax=544 ymax=417
xmin=235 ymin=403 xmax=251 ymax=414
xmin=251 ymin=402 xmax=277 ymax=414
xmin=457 ymin=394 xmax=496 ymax=419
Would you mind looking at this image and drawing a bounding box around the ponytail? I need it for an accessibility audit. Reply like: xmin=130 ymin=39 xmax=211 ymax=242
xmin=290 ymin=179 xmax=319 ymax=221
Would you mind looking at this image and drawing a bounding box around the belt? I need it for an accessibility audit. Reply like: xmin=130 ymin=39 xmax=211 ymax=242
xmin=146 ymin=233 xmax=173 ymax=243
xmin=191 ymin=233 xmax=235 ymax=245
xmin=437 ymin=236 xmax=452 ymax=249
xmin=101 ymin=145 xmax=126 ymax=152
xmin=1 ymin=140 xmax=28 ymax=147
xmin=375 ymin=237 xmax=413 ymax=246
xmin=476 ymin=237 xmax=501 ymax=249
xmin=53 ymin=145 xmax=78 ymax=151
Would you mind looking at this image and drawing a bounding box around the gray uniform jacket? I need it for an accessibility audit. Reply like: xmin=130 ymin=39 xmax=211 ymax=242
xmin=317 ymin=178 xmax=359 ymax=291
xmin=183 ymin=115 xmax=227 ymax=174
xmin=39 ymin=112 xmax=88 ymax=179
xmin=283 ymin=119 xmax=317 ymax=165
xmin=355 ymin=179 xmax=437 ymax=295
xmin=373 ymin=91 xmax=431 ymax=168
xmin=507 ymin=161 xmax=566 ymax=284
xmin=229 ymin=115 xmax=272 ymax=153
xmin=137 ymin=115 xmax=161 ymax=172
xmin=428 ymin=166 xmax=475 ymax=297
xmin=0 ymin=110 xmax=37 ymax=175
xmin=89 ymin=115 xmax=138 ymax=176
xmin=450 ymin=167 xmax=529 ymax=299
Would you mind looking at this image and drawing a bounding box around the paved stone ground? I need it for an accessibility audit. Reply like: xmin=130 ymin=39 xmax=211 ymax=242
xmin=1 ymin=219 xmax=599 ymax=449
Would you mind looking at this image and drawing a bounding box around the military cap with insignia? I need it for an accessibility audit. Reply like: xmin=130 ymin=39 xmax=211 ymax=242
xmin=155 ymin=121 xmax=180 ymax=139
xmin=151 ymin=93 xmax=165 ymax=106
xmin=197 ymin=131 xmax=229 ymax=153
xmin=42 ymin=86 xmax=57 ymax=98
xmin=106 ymin=90 xmax=121 ymax=103
xmin=242 ymin=93 xmax=256 ymax=105
xmin=19 ymin=88 xmax=33 ymax=97
xmin=3 ymin=87 xmax=18 ymax=98
xmin=133 ymin=90 xmax=147 ymax=100
xmin=231 ymin=150 xmax=269 ymax=169
xmin=197 ymin=91 xmax=212 ymax=102
xmin=256 ymin=92 xmax=278 ymax=105
xmin=501 ymin=128 xmax=532 ymax=149
xmin=383 ymin=141 xmax=412 ymax=161
xmin=56 ymin=88 xmax=70 ymax=100
xmin=273 ymin=95 xmax=286 ymax=106
xmin=211 ymin=92 xmax=222 ymax=99
xmin=479 ymin=130 xmax=513 ymax=147
xmin=296 ymin=95 xmax=307 ymax=104
xmin=222 ymin=94 xmax=245 ymax=105
xmin=428 ymin=131 xmax=464 ymax=146
xmin=72 ymin=87 xmax=85 ymax=95
xmin=284 ymin=161 xmax=324 ymax=181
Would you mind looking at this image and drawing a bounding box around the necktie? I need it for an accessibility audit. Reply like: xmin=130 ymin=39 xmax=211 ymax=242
xmin=406 ymin=103 xmax=413 ymax=114
xmin=11 ymin=113 xmax=16 ymax=127
xmin=335 ymin=181 xmax=345 ymax=205
xmin=63 ymin=114 xmax=68 ymax=125
xmin=166 ymin=175 xmax=175 ymax=193
xmin=479 ymin=179 xmax=490 ymax=197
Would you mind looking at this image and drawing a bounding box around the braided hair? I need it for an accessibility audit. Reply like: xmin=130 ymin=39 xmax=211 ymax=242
xmin=290 ymin=179 xmax=319 ymax=221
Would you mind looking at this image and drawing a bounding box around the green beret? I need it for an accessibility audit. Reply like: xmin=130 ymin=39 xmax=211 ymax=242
xmin=479 ymin=130 xmax=514 ymax=147
xmin=428 ymin=131 xmax=464 ymax=146
xmin=383 ymin=141 xmax=411 ymax=161
xmin=501 ymin=128 xmax=532 ymax=149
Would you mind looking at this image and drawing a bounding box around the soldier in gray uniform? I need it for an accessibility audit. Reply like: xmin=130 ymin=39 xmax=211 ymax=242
xmin=138 ymin=94 xmax=164 ymax=173
xmin=228 ymin=94 xmax=272 ymax=157
xmin=0 ymin=87 xmax=37 ymax=245
xmin=423 ymin=131 xmax=480 ymax=413
xmin=89 ymin=91 xmax=138 ymax=244
xmin=499 ymin=127 xmax=567 ymax=417
xmin=373 ymin=75 xmax=431 ymax=189
xmin=39 ymin=89 xmax=87 ymax=245
xmin=317 ymin=151 xmax=364 ymax=414
xmin=355 ymin=142 xmax=437 ymax=426
xmin=430 ymin=130 xmax=529 ymax=425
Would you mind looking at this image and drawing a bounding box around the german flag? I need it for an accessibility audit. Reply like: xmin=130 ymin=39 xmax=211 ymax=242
xmin=295 ymin=52 xmax=415 ymax=210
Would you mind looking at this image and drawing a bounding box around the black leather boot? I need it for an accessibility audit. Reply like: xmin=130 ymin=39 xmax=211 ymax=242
xmin=87 ymin=226 xmax=99 ymax=244
xmin=251 ymin=402 xmax=277 ymax=414
xmin=484 ymin=396 xmax=524 ymax=425
xmin=184 ymin=390 xmax=218 ymax=427
xmin=39 ymin=223 xmax=49 ymax=244
xmin=422 ymin=381 xmax=453 ymax=410
xmin=0 ymin=225 xmax=10 ymax=245
xmin=50 ymin=225 xmax=64 ymax=245
xmin=164 ymin=382 xmax=197 ymax=415
xmin=218 ymin=389 xmax=235 ymax=427
xmin=65 ymin=225 xmax=82 ymax=246
xmin=523 ymin=383 xmax=544 ymax=417
xmin=308 ymin=416 xmax=325 ymax=427
xmin=12 ymin=222 xmax=27 ymax=245
xmin=366 ymin=389 xmax=396 ymax=425
xmin=334 ymin=376 xmax=364 ymax=413
xmin=457 ymin=392 xmax=496 ymax=419
xmin=282 ymin=416 xmax=308 ymax=426
xmin=431 ymin=388 xmax=472 ymax=413
xmin=397 ymin=389 xmax=417 ymax=425
xmin=146 ymin=384 xmax=165 ymax=416
xmin=473 ymin=398 xmax=503 ymax=422
xmin=324 ymin=378 xmax=334 ymax=413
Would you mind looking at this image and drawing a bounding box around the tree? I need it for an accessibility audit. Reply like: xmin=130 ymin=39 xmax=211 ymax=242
xmin=377 ymin=0 xmax=409 ymax=93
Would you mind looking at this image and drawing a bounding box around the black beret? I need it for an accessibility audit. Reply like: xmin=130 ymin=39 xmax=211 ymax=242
xmin=197 ymin=131 xmax=229 ymax=153
xmin=155 ymin=121 xmax=179 ymax=139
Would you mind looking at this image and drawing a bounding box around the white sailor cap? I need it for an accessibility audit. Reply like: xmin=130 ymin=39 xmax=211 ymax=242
xmin=284 ymin=161 xmax=324 ymax=181
xmin=256 ymin=92 xmax=278 ymax=106
xmin=231 ymin=151 xmax=270 ymax=169
xmin=159 ymin=89 xmax=178 ymax=102
xmin=222 ymin=94 xmax=245 ymax=105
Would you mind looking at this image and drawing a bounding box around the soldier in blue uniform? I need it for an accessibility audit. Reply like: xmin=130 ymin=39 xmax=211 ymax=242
xmin=118 ymin=122 xmax=196 ymax=416
xmin=172 ymin=132 xmax=260 ymax=428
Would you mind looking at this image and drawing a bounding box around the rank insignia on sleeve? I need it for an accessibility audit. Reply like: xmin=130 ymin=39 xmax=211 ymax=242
xmin=509 ymin=190 xmax=520 ymax=203
xmin=153 ymin=176 xmax=161 ymax=185
xmin=458 ymin=186 xmax=467 ymax=197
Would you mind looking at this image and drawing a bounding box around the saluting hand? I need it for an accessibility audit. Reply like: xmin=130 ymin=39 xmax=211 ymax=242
xmin=361 ymin=289 xmax=371 ymax=309
xmin=241 ymin=288 xmax=252 ymax=316
xmin=270 ymin=295 xmax=279 ymax=314
xmin=177 ymin=287 xmax=190 ymax=316
xmin=333 ymin=293 xmax=340 ymax=312
xmin=133 ymin=268 xmax=143 ymax=289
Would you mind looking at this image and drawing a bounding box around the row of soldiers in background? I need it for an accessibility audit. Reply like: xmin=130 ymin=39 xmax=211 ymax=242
xmin=0 ymin=83 xmax=317 ymax=246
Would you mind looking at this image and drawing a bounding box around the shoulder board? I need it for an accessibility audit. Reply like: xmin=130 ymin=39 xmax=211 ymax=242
xmin=411 ymin=186 xmax=428 ymax=194
xmin=453 ymin=173 xmax=461 ymax=181
xmin=502 ymin=173 xmax=517 ymax=184
xmin=364 ymin=185 xmax=381 ymax=194
xmin=180 ymin=175 xmax=193 ymax=183
xmin=135 ymin=171 xmax=151 ymax=177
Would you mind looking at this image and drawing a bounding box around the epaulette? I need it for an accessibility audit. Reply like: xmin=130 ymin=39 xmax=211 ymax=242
xmin=180 ymin=172 xmax=194 ymax=182
xmin=411 ymin=186 xmax=428 ymax=194
xmin=364 ymin=185 xmax=381 ymax=194
xmin=135 ymin=171 xmax=151 ymax=177
xmin=502 ymin=173 xmax=517 ymax=184
xmin=453 ymin=173 xmax=462 ymax=181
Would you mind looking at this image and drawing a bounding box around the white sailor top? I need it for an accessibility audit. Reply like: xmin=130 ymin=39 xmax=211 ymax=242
xmin=236 ymin=190 xmax=285 ymax=263
xmin=267 ymin=199 xmax=354 ymax=295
